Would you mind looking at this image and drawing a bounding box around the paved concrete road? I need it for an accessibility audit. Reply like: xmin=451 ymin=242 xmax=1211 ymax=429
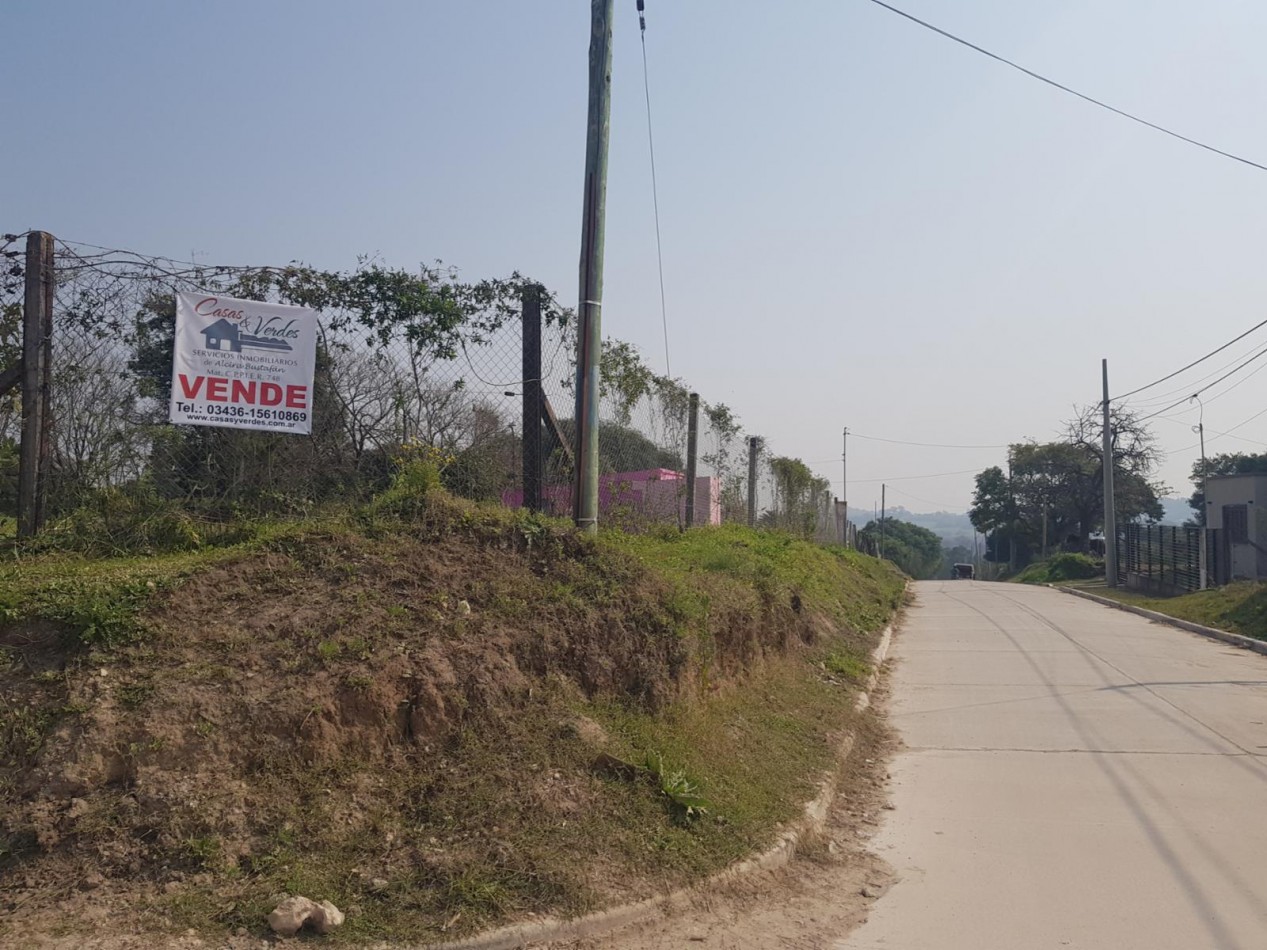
xmin=839 ymin=581 xmax=1267 ymax=950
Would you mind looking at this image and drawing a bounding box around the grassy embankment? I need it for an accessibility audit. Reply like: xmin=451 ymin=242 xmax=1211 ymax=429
xmin=0 ymin=479 xmax=904 ymax=944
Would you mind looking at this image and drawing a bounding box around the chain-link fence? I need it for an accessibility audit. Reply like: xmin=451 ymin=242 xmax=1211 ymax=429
xmin=0 ymin=234 xmax=854 ymax=548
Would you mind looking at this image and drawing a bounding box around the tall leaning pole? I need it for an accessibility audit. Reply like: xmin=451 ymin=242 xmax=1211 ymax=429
xmin=573 ymin=0 xmax=615 ymax=534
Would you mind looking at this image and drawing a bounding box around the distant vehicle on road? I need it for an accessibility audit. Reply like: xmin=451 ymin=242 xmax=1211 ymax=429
xmin=951 ymin=563 xmax=975 ymax=580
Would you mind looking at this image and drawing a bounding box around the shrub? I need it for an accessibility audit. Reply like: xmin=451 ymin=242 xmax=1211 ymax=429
xmin=366 ymin=444 xmax=451 ymax=522
xmin=1016 ymin=553 xmax=1103 ymax=584
xmin=38 ymin=486 xmax=204 ymax=556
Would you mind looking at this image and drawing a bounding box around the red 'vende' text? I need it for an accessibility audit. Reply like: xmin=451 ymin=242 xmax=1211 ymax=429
xmin=177 ymin=374 xmax=308 ymax=409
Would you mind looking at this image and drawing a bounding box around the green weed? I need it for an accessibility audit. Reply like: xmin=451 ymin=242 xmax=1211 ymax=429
xmin=824 ymin=651 xmax=870 ymax=682
xmin=118 ymin=681 xmax=155 ymax=709
xmin=644 ymin=751 xmax=710 ymax=825
xmin=1 ymin=701 xmax=53 ymax=766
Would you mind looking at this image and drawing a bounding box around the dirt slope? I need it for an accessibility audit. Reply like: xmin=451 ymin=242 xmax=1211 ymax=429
xmin=1 ymin=498 xmax=903 ymax=945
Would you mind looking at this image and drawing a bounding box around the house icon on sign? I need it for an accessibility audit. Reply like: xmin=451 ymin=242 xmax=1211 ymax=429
xmin=202 ymin=319 xmax=242 ymax=353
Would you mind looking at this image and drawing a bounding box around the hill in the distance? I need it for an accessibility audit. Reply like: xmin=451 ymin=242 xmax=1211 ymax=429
xmin=853 ymin=497 xmax=1199 ymax=547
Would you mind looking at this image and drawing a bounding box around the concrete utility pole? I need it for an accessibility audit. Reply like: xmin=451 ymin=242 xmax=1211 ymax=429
xmin=1007 ymin=450 xmax=1017 ymax=574
xmin=747 ymin=436 xmax=759 ymax=527
xmin=572 ymin=0 xmax=615 ymax=534
xmin=1102 ymin=359 xmax=1119 ymax=587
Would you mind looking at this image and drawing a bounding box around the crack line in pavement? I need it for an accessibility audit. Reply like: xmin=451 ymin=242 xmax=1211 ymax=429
xmin=893 ymin=685 xmax=1106 ymax=718
xmin=940 ymin=588 xmax=1260 ymax=944
xmin=986 ymin=587 xmax=1267 ymax=765
xmin=907 ymin=745 xmax=1254 ymax=756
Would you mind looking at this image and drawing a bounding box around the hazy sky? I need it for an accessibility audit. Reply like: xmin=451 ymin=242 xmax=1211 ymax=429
xmin=8 ymin=0 xmax=1267 ymax=515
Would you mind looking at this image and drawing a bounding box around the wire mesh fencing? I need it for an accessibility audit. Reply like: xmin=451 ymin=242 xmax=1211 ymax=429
xmin=1 ymin=234 xmax=856 ymax=548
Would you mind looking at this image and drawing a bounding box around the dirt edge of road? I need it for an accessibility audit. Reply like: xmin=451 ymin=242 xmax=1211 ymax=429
xmin=417 ymin=621 xmax=899 ymax=950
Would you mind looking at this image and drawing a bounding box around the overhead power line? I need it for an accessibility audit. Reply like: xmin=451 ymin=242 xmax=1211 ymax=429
xmin=850 ymin=467 xmax=983 ymax=483
xmin=865 ymin=0 xmax=1267 ymax=174
xmin=1136 ymin=343 xmax=1267 ymax=423
xmin=1113 ymin=316 xmax=1267 ymax=402
xmin=1123 ymin=337 xmax=1267 ymax=409
xmin=637 ymin=0 xmax=672 ymax=378
xmin=850 ymin=432 xmax=1008 ymax=450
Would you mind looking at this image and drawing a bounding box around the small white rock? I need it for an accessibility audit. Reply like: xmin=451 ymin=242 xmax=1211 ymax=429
xmin=314 ymin=900 xmax=345 ymax=934
xmin=267 ymin=895 xmax=346 ymax=937
xmin=268 ymin=896 xmax=317 ymax=937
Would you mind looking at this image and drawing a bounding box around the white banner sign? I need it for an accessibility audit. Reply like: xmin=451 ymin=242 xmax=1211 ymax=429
xmin=169 ymin=292 xmax=318 ymax=435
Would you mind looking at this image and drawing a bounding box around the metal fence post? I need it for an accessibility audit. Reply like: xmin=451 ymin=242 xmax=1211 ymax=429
xmin=521 ymin=285 xmax=542 ymax=513
xmin=684 ymin=392 xmax=699 ymax=528
xmin=1199 ymin=526 xmax=1209 ymax=589
xmin=18 ymin=231 xmax=53 ymax=539
xmin=747 ymin=436 xmax=758 ymax=527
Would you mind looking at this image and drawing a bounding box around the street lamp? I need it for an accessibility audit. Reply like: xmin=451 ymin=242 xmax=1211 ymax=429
xmin=1191 ymin=393 xmax=1209 ymax=589
xmin=1190 ymin=393 xmax=1207 ymax=520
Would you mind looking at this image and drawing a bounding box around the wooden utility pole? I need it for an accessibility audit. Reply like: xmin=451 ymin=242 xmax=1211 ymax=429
xmin=1102 ymin=359 xmax=1119 ymax=587
xmin=18 ymin=232 xmax=53 ymax=539
xmin=572 ymin=0 xmax=615 ymax=534
xmin=521 ymin=286 xmax=542 ymax=513
xmin=684 ymin=392 xmax=699 ymax=527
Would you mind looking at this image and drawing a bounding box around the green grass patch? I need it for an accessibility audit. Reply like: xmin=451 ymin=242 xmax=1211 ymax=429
xmin=1014 ymin=553 xmax=1104 ymax=585
xmin=608 ymin=524 xmax=902 ymax=632
xmin=0 ymin=519 xmax=351 ymax=648
xmin=1081 ymin=581 xmax=1267 ymax=642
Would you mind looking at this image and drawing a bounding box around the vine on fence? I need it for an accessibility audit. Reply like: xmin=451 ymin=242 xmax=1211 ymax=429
xmin=0 ymin=235 xmax=846 ymax=544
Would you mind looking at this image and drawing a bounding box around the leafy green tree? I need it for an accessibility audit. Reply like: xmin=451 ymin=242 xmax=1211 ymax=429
xmin=969 ymin=465 xmax=1023 ymax=563
xmin=859 ymin=518 xmax=943 ymax=579
xmin=969 ymin=465 xmax=1013 ymax=535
